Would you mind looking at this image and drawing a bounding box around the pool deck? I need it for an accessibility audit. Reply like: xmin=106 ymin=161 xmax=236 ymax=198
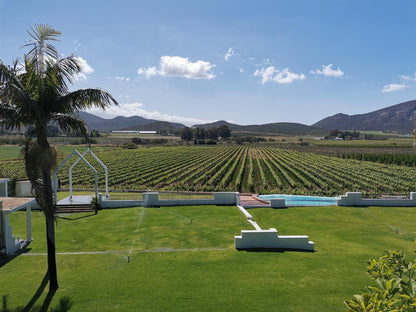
xmin=57 ymin=195 xmax=93 ymax=205
xmin=240 ymin=194 xmax=270 ymax=206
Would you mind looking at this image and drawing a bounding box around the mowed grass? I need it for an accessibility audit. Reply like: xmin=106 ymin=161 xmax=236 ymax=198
xmin=1 ymin=205 xmax=416 ymax=311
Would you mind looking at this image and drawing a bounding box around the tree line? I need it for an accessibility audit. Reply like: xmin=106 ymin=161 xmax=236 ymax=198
xmin=180 ymin=125 xmax=231 ymax=143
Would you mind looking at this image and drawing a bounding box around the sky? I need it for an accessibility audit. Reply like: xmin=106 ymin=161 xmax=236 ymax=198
xmin=1 ymin=0 xmax=416 ymax=126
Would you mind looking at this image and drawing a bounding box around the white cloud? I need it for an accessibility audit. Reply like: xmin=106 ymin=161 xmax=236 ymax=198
xmin=254 ymin=66 xmax=305 ymax=84
xmin=86 ymin=102 xmax=214 ymax=126
xmin=137 ymin=66 xmax=158 ymax=79
xmin=115 ymin=76 xmax=130 ymax=82
xmin=399 ymin=73 xmax=416 ymax=82
xmin=137 ymin=56 xmax=215 ymax=80
xmin=381 ymin=84 xmax=408 ymax=93
xmin=310 ymin=64 xmax=344 ymax=77
xmin=224 ymin=47 xmax=237 ymax=61
xmin=73 ymin=56 xmax=94 ymax=81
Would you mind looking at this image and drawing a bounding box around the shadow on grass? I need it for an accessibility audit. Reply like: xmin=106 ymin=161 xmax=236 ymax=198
xmin=0 ymin=245 xmax=32 ymax=268
xmin=56 ymin=213 xmax=96 ymax=221
xmin=1 ymin=272 xmax=72 ymax=312
xmin=237 ymin=248 xmax=316 ymax=253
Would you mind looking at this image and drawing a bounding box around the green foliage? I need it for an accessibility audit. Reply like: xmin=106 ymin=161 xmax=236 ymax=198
xmin=180 ymin=127 xmax=193 ymax=141
xmin=340 ymin=153 xmax=416 ymax=167
xmin=122 ymin=142 xmax=137 ymax=149
xmin=345 ymin=250 xmax=416 ymax=311
xmin=327 ymin=129 xmax=360 ymax=140
xmin=7 ymin=176 xmax=17 ymax=197
xmin=218 ymin=125 xmax=231 ymax=140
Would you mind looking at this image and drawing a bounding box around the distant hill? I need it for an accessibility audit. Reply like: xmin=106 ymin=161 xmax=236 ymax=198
xmin=77 ymin=111 xmax=184 ymax=131
xmin=313 ymin=100 xmax=416 ymax=133
xmin=123 ymin=120 xmax=185 ymax=132
xmin=77 ymin=111 xmax=155 ymax=131
xmin=77 ymin=112 xmax=327 ymax=136
xmin=193 ymin=120 xmax=327 ymax=136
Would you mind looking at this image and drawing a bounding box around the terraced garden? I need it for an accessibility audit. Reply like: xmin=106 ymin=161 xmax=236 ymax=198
xmin=0 ymin=145 xmax=415 ymax=196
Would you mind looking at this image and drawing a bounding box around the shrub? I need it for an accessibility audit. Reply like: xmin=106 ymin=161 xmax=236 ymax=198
xmin=122 ymin=142 xmax=137 ymax=149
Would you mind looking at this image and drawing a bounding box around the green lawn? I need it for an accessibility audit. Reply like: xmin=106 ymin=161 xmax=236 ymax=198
xmin=1 ymin=205 xmax=416 ymax=311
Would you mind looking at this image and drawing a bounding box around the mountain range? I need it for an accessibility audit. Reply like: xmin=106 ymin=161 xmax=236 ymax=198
xmin=78 ymin=111 xmax=327 ymax=135
xmin=313 ymin=100 xmax=416 ymax=133
xmin=77 ymin=112 xmax=184 ymax=132
xmin=78 ymin=99 xmax=416 ymax=135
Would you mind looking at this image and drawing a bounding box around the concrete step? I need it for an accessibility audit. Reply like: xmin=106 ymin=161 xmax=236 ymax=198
xmin=55 ymin=204 xmax=94 ymax=214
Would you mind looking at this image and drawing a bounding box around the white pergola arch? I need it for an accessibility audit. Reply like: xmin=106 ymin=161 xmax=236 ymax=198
xmin=53 ymin=149 xmax=108 ymax=203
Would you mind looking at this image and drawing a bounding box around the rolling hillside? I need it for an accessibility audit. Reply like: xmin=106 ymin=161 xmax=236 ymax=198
xmin=193 ymin=120 xmax=327 ymax=136
xmin=313 ymin=100 xmax=416 ymax=133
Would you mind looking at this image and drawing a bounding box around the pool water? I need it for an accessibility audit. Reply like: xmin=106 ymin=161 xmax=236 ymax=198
xmin=258 ymin=194 xmax=338 ymax=206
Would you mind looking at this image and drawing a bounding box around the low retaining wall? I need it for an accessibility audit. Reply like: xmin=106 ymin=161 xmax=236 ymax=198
xmin=0 ymin=179 xmax=8 ymax=197
xmin=234 ymin=205 xmax=314 ymax=251
xmin=270 ymin=198 xmax=286 ymax=208
xmin=100 ymin=199 xmax=144 ymax=208
xmin=337 ymin=192 xmax=416 ymax=207
xmin=235 ymin=228 xmax=314 ymax=251
xmin=100 ymin=192 xmax=238 ymax=208
xmin=16 ymin=181 xmax=32 ymax=197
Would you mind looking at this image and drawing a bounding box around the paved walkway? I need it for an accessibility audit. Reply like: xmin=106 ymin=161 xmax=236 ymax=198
xmin=239 ymin=194 xmax=270 ymax=206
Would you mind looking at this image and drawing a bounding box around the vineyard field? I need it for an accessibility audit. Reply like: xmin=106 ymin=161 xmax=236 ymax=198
xmin=0 ymin=145 xmax=415 ymax=196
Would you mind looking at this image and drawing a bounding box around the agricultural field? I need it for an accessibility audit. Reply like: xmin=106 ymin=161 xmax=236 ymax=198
xmin=0 ymin=145 xmax=415 ymax=197
xmin=1 ymin=205 xmax=416 ymax=311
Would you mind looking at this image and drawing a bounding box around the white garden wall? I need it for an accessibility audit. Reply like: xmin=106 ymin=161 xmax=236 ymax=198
xmin=100 ymin=192 xmax=238 ymax=208
xmin=337 ymin=192 xmax=416 ymax=207
xmin=234 ymin=205 xmax=314 ymax=251
xmin=235 ymin=228 xmax=314 ymax=251
xmin=16 ymin=181 xmax=32 ymax=197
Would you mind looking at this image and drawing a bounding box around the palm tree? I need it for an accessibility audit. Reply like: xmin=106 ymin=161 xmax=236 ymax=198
xmin=0 ymin=24 xmax=118 ymax=290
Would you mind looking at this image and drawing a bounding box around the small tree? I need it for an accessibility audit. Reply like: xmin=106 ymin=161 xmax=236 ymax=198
xmin=180 ymin=127 xmax=193 ymax=143
xmin=194 ymin=127 xmax=206 ymax=141
xmin=207 ymin=127 xmax=219 ymax=141
xmin=218 ymin=125 xmax=231 ymax=140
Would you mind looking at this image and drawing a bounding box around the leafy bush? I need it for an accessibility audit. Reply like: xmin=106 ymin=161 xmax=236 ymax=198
xmin=345 ymin=250 xmax=416 ymax=311
xmin=122 ymin=142 xmax=137 ymax=149
xmin=151 ymin=138 xmax=168 ymax=145
xmin=8 ymin=176 xmax=18 ymax=197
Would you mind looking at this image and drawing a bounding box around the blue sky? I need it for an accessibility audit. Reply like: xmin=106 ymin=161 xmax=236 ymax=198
xmin=1 ymin=0 xmax=416 ymax=126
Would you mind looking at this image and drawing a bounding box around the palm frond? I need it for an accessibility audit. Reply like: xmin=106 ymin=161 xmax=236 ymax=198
xmin=0 ymin=106 xmax=25 ymax=130
xmin=23 ymin=24 xmax=61 ymax=75
xmin=0 ymin=58 xmax=44 ymax=124
xmin=44 ymin=57 xmax=81 ymax=96
xmin=57 ymin=88 xmax=118 ymax=113
xmin=51 ymin=113 xmax=88 ymax=137
xmin=27 ymin=24 xmax=61 ymax=43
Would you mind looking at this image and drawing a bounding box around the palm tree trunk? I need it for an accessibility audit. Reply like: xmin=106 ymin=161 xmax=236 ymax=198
xmin=37 ymin=128 xmax=59 ymax=290
xmin=45 ymin=213 xmax=59 ymax=290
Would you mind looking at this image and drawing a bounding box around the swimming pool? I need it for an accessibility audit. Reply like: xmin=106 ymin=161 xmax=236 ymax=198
xmin=258 ymin=194 xmax=338 ymax=206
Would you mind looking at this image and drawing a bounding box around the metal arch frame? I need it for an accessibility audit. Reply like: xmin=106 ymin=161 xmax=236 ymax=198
xmin=69 ymin=148 xmax=108 ymax=198
xmin=53 ymin=149 xmax=99 ymax=204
